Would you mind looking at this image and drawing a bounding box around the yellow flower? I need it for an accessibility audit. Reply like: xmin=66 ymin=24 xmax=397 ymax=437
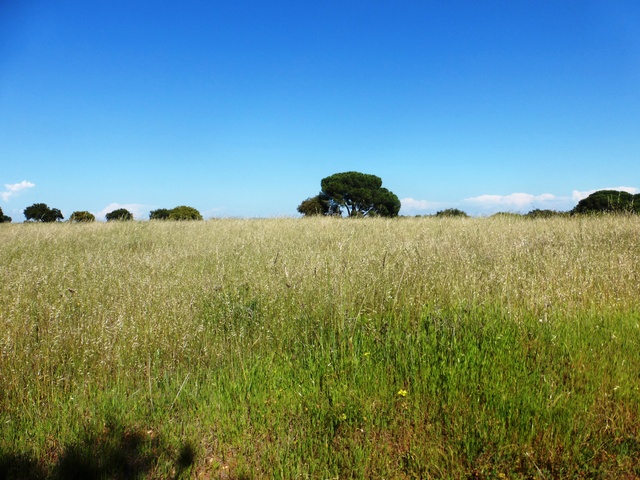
xmin=397 ymin=389 xmax=408 ymax=397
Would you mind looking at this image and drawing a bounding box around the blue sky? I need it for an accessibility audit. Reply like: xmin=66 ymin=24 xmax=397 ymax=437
xmin=1 ymin=1 xmax=639 ymax=220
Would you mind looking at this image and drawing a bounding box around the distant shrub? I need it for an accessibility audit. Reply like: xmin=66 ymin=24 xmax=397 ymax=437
xmin=436 ymin=208 xmax=468 ymax=218
xmin=526 ymin=209 xmax=566 ymax=219
xmin=106 ymin=208 xmax=133 ymax=221
xmin=149 ymin=208 xmax=171 ymax=220
xmin=150 ymin=206 xmax=202 ymax=220
xmin=0 ymin=207 xmax=11 ymax=223
xmin=69 ymin=211 xmax=96 ymax=222
xmin=168 ymin=206 xmax=203 ymax=221
xmin=572 ymin=190 xmax=639 ymax=214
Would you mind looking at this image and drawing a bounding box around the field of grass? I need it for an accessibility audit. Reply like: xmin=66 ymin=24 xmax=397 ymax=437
xmin=1 ymin=216 xmax=639 ymax=479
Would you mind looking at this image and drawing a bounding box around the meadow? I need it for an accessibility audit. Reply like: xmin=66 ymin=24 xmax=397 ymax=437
xmin=1 ymin=216 xmax=639 ymax=479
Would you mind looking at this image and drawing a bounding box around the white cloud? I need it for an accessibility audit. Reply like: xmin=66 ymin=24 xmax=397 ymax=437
xmin=96 ymin=203 xmax=148 ymax=221
xmin=400 ymin=197 xmax=443 ymax=215
xmin=462 ymin=192 xmax=571 ymax=213
xmin=572 ymin=186 xmax=639 ymax=202
xmin=465 ymin=192 xmax=550 ymax=208
xmin=2 ymin=180 xmax=35 ymax=201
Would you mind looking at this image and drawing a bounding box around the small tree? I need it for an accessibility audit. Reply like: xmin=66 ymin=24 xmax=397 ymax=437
xmin=150 ymin=206 xmax=203 ymax=220
xmin=297 ymin=195 xmax=331 ymax=216
xmin=24 ymin=203 xmax=64 ymax=222
xmin=106 ymin=208 xmax=133 ymax=221
xmin=69 ymin=211 xmax=96 ymax=222
xmin=168 ymin=206 xmax=203 ymax=220
xmin=150 ymin=208 xmax=171 ymax=220
xmin=0 ymin=207 xmax=11 ymax=223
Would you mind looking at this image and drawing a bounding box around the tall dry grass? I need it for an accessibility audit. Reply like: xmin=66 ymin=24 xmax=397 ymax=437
xmin=1 ymin=216 xmax=639 ymax=478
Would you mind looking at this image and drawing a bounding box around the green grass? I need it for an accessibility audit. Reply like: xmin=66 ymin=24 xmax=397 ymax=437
xmin=1 ymin=216 xmax=639 ymax=478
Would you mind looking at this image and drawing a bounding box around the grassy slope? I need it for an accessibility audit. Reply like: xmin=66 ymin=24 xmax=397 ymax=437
xmin=0 ymin=216 xmax=639 ymax=478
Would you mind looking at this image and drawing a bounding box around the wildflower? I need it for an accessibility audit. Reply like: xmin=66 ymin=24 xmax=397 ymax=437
xmin=397 ymin=389 xmax=408 ymax=397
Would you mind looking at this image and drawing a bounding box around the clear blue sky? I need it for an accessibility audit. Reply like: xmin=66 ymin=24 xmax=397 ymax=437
xmin=2 ymin=1 xmax=639 ymax=220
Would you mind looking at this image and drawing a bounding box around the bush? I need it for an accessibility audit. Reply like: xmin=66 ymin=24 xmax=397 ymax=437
xmin=168 ymin=206 xmax=203 ymax=221
xmin=69 ymin=211 xmax=96 ymax=222
xmin=435 ymin=208 xmax=468 ymax=218
xmin=572 ymin=190 xmax=638 ymax=214
xmin=106 ymin=209 xmax=133 ymax=221
xmin=0 ymin=207 xmax=11 ymax=223
xmin=150 ymin=206 xmax=202 ymax=220
xmin=149 ymin=209 xmax=171 ymax=220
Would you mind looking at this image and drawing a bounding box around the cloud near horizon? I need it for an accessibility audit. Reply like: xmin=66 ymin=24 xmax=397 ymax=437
xmin=2 ymin=180 xmax=35 ymax=202
xmin=96 ymin=203 xmax=149 ymax=221
xmin=400 ymin=197 xmax=446 ymax=215
xmin=463 ymin=192 xmax=562 ymax=210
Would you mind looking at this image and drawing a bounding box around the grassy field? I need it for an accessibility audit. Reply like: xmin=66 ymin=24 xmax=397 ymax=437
xmin=1 ymin=216 xmax=639 ymax=479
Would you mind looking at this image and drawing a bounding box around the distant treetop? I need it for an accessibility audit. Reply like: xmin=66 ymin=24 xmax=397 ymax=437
xmin=435 ymin=208 xmax=468 ymax=218
xmin=299 ymin=171 xmax=400 ymax=218
xmin=150 ymin=206 xmax=203 ymax=220
xmin=106 ymin=208 xmax=133 ymax=221
xmin=572 ymin=190 xmax=640 ymax=214
xmin=70 ymin=211 xmax=96 ymax=222
xmin=24 ymin=203 xmax=64 ymax=222
xmin=0 ymin=206 xmax=11 ymax=223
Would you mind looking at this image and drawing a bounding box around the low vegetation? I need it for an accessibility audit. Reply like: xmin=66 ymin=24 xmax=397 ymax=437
xmin=1 ymin=216 xmax=639 ymax=478
xmin=69 ymin=211 xmax=96 ymax=223
xmin=150 ymin=206 xmax=203 ymax=221
xmin=573 ymin=189 xmax=640 ymax=214
xmin=435 ymin=208 xmax=468 ymax=217
xmin=0 ymin=206 xmax=11 ymax=223
xmin=105 ymin=208 xmax=134 ymax=221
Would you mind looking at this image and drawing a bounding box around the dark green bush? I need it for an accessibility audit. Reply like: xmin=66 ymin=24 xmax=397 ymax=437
xmin=69 ymin=211 xmax=96 ymax=222
xmin=106 ymin=209 xmax=133 ymax=221
xmin=435 ymin=208 xmax=468 ymax=218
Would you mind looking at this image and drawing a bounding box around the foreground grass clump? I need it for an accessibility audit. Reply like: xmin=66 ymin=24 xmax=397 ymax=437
xmin=1 ymin=216 xmax=639 ymax=478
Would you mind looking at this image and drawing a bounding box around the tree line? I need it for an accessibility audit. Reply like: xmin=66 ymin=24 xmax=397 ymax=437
xmin=1 ymin=174 xmax=638 ymax=224
xmin=419 ymin=190 xmax=640 ymax=218
xmin=296 ymin=173 xmax=640 ymax=218
xmin=0 ymin=204 xmax=205 ymax=223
